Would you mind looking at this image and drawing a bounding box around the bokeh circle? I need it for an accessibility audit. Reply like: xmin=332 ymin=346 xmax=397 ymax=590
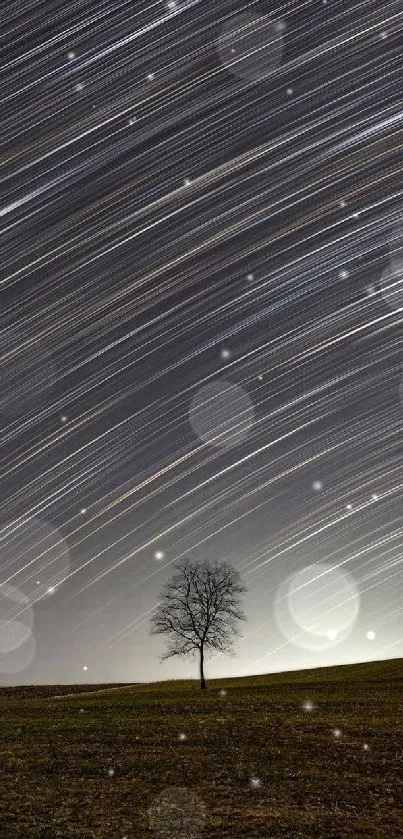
xmin=0 ymin=582 xmax=34 ymax=654
xmin=0 ymin=632 xmax=36 ymax=674
xmin=188 ymin=380 xmax=255 ymax=450
xmin=148 ymin=786 xmax=206 ymax=838
xmin=274 ymin=562 xmax=360 ymax=650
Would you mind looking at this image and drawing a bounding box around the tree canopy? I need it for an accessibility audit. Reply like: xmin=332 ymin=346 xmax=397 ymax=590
xmin=150 ymin=556 xmax=247 ymax=688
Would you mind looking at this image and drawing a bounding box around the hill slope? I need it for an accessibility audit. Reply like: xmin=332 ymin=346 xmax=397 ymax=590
xmin=0 ymin=657 xmax=401 ymax=837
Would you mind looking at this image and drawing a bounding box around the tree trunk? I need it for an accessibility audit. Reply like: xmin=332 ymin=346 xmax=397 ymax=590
xmin=199 ymin=645 xmax=206 ymax=689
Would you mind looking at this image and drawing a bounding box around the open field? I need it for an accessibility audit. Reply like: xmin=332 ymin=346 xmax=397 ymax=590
xmin=0 ymin=658 xmax=402 ymax=838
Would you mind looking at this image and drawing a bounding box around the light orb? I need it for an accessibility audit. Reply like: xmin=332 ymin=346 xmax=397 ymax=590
xmin=189 ymin=379 xmax=255 ymax=450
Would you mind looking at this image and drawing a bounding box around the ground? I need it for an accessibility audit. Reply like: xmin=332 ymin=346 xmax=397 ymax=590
xmin=0 ymin=658 xmax=401 ymax=837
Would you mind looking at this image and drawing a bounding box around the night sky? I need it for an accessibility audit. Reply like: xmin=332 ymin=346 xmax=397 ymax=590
xmin=1 ymin=0 xmax=403 ymax=685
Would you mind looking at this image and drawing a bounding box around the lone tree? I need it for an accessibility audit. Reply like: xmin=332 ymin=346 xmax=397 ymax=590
xmin=150 ymin=557 xmax=247 ymax=689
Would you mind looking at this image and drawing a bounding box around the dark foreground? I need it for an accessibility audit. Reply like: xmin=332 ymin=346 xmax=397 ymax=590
xmin=0 ymin=658 xmax=402 ymax=838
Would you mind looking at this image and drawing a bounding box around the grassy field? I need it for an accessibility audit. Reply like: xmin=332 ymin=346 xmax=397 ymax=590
xmin=0 ymin=657 xmax=402 ymax=838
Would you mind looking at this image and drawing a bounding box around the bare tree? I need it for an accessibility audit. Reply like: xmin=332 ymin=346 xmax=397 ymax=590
xmin=150 ymin=557 xmax=247 ymax=689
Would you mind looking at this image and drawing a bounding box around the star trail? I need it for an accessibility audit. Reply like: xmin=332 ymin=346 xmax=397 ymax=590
xmin=1 ymin=0 xmax=403 ymax=684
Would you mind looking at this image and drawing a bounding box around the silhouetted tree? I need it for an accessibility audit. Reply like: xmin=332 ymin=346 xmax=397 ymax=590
xmin=150 ymin=557 xmax=247 ymax=689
